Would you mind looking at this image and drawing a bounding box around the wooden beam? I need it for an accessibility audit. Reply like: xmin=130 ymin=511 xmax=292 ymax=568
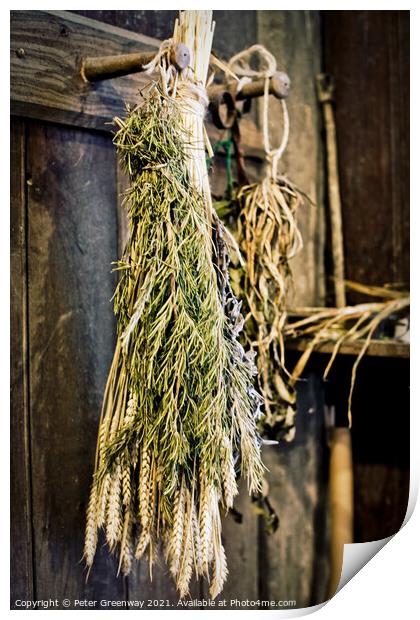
xmin=286 ymin=338 xmax=409 ymax=359
xmin=10 ymin=119 xmax=35 ymax=607
xmin=11 ymin=10 xmax=160 ymax=131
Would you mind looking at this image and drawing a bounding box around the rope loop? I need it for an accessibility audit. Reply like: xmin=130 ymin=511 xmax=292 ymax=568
xmin=227 ymin=44 xmax=289 ymax=178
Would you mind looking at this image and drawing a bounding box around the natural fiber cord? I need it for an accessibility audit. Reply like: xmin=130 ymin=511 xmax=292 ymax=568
xmin=226 ymin=45 xmax=305 ymax=442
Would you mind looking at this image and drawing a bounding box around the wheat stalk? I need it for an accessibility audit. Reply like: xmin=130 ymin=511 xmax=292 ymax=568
xmin=106 ymin=462 xmax=123 ymax=551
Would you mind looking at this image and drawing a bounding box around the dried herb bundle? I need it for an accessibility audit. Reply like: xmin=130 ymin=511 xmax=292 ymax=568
xmin=84 ymin=11 xmax=264 ymax=599
xmin=212 ymin=46 xmax=308 ymax=443
xmin=233 ymin=174 xmax=305 ymax=442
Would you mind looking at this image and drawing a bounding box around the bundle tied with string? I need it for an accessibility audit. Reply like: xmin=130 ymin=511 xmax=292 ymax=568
xmin=83 ymin=11 xmax=264 ymax=600
xmin=227 ymin=45 xmax=306 ymax=443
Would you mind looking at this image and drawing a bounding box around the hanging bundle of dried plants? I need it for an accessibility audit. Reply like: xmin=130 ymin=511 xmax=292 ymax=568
xmin=225 ymin=46 xmax=306 ymax=442
xmin=83 ymin=11 xmax=264 ymax=599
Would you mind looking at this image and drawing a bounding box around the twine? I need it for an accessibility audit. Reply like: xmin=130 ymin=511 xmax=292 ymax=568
xmin=144 ymin=38 xmax=209 ymax=119
xmin=228 ymin=44 xmax=289 ymax=178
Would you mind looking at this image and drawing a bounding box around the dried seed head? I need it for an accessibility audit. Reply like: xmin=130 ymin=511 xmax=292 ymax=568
xmin=84 ymin=483 xmax=99 ymax=568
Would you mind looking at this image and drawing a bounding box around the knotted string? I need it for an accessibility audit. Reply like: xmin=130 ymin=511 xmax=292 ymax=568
xmin=228 ymin=44 xmax=289 ymax=178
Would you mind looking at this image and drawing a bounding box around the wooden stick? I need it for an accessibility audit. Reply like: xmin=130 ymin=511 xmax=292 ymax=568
xmin=208 ymin=70 xmax=290 ymax=105
xmin=81 ymin=43 xmax=190 ymax=82
xmin=317 ymin=73 xmax=346 ymax=308
xmin=326 ymin=428 xmax=354 ymax=599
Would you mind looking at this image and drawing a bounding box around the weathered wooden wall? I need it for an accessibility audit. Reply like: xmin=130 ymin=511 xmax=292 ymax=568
xmin=11 ymin=10 xmax=329 ymax=610
xmin=323 ymin=10 xmax=409 ymax=300
xmin=11 ymin=9 xmax=409 ymax=611
xmin=322 ymin=10 xmax=410 ymax=543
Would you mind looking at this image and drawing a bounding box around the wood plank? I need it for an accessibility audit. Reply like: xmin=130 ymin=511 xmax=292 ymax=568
xmin=11 ymin=10 xmax=159 ymax=131
xmin=257 ymin=10 xmax=326 ymax=308
xmin=258 ymin=374 xmax=329 ymax=607
xmin=254 ymin=12 xmax=329 ymax=608
xmin=26 ymin=121 xmax=125 ymax=607
xmin=71 ymin=10 xmax=257 ymax=63
xmin=323 ymin=11 xmax=409 ymax=303
xmin=286 ymin=338 xmax=409 ymax=359
xmin=198 ymin=481 xmax=259 ymax=607
xmin=10 ymin=119 xmax=35 ymax=607
xmin=222 ymin=482 xmax=259 ymax=606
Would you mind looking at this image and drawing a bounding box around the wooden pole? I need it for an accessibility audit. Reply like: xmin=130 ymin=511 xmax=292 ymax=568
xmin=317 ymin=73 xmax=354 ymax=600
xmin=317 ymin=73 xmax=346 ymax=308
xmin=81 ymin=43 xmax=190 ymax=82
xmin=326 ymin=427 xmax=354 ymax=598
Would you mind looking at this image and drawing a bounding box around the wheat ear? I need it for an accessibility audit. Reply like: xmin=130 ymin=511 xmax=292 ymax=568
xmin=209 ymin=541 xmax=228 ymax=599
xmin=209 ymin=490 xmax=228 ymax=599
xmin=191 ymin=500 xmax=203 ymax=576
xmin=119 ymin=391 xmax=137 ymax=511
xmin=135 ymin=446 xmax=153 ymax=559
xmin=138 ymin=446 xmax=152 ymax=529
xmin=198 ymin=467 xmax=212 ymax=576
xmin=176 ymin=487 xmax=194 ymax=597
xmin=118 ymin=507 xmax=134 ymax=577
xmin=121 ymin=461 xmax=132 ymax=507
xmin=168 ymin=477 xmax=186 ymax=577
xmin=106 ymin=461 xmax=123 ymax=551
xmin=221 ymin=436 xmax=238 ymax=510
xmin=84 ymin=482 xmax=99 ymax=568
xmin=97 ymin=471 xmax=111 ymax=528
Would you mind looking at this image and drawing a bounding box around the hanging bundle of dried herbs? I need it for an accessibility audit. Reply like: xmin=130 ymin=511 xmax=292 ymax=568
xmin=84 ymin=11 xmax=264 ymax=599
xmin=225 ymin=46 xmax=306 ymax=442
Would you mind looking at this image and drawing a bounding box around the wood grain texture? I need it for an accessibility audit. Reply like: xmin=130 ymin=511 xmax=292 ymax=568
xmin=199 ymin=481 xmax=259 ymax=607
xmin=11 ymin=11 xmax=158 ymax=131
xmin=323 ymin=10 xmax=410 ymax=547
xmin=286 ymin=338 xmax=409 ymax=359
xmin=254 ymin=12 xmax=329 ymax=608
xmin=257 ymin=10 xmax=326 ymax=308
xmin=71 ymin=10 xmax=257 ymax=61
xmin=258 ymin=374 xmax=329 ymax=608
xmin=10 ymin=119 xmax=35 ymax=607
xmin=323 ymin=11 xmax=409 ymax=301
xmin=26 ymin=121 xmax=125 ymax=608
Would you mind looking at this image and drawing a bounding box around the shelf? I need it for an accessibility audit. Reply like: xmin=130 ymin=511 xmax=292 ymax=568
xmin=286 ymin=338 xmax=409 ymax=359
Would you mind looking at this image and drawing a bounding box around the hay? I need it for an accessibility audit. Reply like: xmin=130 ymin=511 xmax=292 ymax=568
xmin=285 ymin=283 xmax=409 ymax=425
